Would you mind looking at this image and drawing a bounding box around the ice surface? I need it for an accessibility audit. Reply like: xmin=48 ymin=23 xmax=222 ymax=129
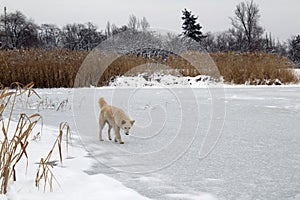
xmin=3 ymin=84 xmax=300 ymax=200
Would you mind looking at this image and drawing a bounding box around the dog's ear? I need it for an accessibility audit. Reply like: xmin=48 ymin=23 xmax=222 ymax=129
xmin=130 ymin=120 xmax=135 ymax=125
xmin=122 ymin=120 xmax=126 ymax=125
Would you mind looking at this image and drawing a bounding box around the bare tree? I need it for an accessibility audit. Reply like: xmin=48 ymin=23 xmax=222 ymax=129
xmin=39 ymin=24 xmax=61 ymax=48
xmin=105 ymin=21 xmax=112 ymax=37
xmin=288 ymin=35 xmax=300 ymax=65
xmin=61 ymin=23 xmax=79 ymax=50
xmin=201 ymin=31 xmax=243 ymax=52
xmin=111 ymin=25 xmax=128 ymax=35
xmin=128 ymin=14 xmax=140 ymax=31
xmin=140 ymin=17 xmax=150 ymax=31
xmin=61 ymin=22 xmax=105 ymax=50
xmin=0 ymin=10 xmax=39 ymax=48
xmin=230 ymin=0 xmax=264 ymax=51
xmin=82 ymin=22 xmax=106 ymax=49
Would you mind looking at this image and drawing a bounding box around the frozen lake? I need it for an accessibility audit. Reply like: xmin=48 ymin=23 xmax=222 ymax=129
xmin=17 ymin=86 xmax=300 ymax=200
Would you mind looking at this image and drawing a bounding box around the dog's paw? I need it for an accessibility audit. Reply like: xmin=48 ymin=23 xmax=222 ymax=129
xmin=100 ymin=138 xmax=104 ymax=141
xmin=114 ymin=138 xmax=118 ymax=143
xmin=119 ymin=141 xmax=124 ymax=144
xmin=108 ymin=137 xmax=112 ymax=140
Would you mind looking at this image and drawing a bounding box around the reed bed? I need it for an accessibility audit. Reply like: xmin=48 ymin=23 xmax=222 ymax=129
xmin=211 ymin=52 xmax=298 ymax=85
xmin=0 ymin=49 xmax=298 ymax=87
xmin=0 ymin=49 xmax=88 ymax=88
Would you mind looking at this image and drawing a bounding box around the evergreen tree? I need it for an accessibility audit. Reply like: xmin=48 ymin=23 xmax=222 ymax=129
xmin=181 ymin=8 xmax=206 ymax=42
xmin=289 ymin=35 xmax=300 ymax=65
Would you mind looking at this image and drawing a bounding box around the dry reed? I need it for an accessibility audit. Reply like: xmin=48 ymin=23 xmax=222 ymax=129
xmin=0 ymin=82 xmax=71 ymax=194
xmin=0 ymin=82 xmax=42 ymax=194
xmin=211 ymin=52 xmax=298 ymax=85
xmin=0 ymin=49 xmax=298 ymax=87
xmin=35 ymin=122 xmax=71 ymax=192
xmin=0 ymin=49 xmax=88 ymax=88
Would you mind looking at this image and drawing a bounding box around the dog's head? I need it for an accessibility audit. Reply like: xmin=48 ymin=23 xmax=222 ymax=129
xmin=121 ymin=120 xmax=135 ymax=135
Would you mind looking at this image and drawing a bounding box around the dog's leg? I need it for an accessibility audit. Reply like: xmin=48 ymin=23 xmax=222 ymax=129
xmin=99 ymin=114 xmax=105 ymax=141
xmin=108 ymin=124 xmax=112 ymax=140
xmin=114 ymin=126 xmax=124 ymax=144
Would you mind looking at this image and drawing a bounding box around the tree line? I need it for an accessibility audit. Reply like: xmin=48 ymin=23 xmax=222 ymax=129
xmin=0 ymin=0 xmax=299 ymax=64
xmin=181 ymin=0 xmax=299 ymax=64
xmin=0 ymin=11 xmax=149 ymax=50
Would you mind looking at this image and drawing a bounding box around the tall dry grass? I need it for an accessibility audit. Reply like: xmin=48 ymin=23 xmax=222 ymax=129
xmin=0 ymin=49 xmax=88 ymax=88
xmin=0 ymin=82 xmax=42 ymax=194
xmin=0 ymin=82 xmax=72 ymax=194
xmin=35 ymin=122 xmax=71 ymax=192
xmin=98 ymin=52 xmax=299 ymax=85
xmin=96 ymin=54 xmax=196 ymax=86
xmin=211 ymin=52 xmax=298 ymax=85
xmin=0 ymin=49 xmax=298 ymax=87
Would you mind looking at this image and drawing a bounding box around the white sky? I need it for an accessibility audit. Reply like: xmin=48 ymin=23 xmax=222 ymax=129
xmin=2 ymin=0 xmax=299 ymax=42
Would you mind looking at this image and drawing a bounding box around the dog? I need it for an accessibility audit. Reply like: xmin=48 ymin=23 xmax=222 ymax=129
xmin=98 ymin=97 xmax=135 ymax=144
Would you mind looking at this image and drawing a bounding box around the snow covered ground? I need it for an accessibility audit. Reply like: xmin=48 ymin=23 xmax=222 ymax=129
xmin=1 ymin=74 xmax=300 ymax=200
xmin=294 ymin=69 xmax=300 ymax=79
xmin=108 ymin=74 xmax=221 ymax=88
xmin=1 ymin=115 xmax=150 ymax=200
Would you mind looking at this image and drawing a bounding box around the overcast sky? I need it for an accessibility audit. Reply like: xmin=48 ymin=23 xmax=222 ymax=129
xmin=2 ymin=0 xmax=299 ymax=42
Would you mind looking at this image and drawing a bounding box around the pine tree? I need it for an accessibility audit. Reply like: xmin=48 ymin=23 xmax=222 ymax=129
xmin=181 ymin=8 xmax=206 ymax=42
xmin=289 ymin=35 xmax=300 ymax=65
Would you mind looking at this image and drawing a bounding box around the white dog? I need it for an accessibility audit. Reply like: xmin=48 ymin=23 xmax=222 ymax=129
xmin=98 ymin=97 xmax=135 ymax=144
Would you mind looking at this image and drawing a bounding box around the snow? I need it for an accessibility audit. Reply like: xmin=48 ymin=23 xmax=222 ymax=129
xmin=108 ymin=73 xmax=221 ymax=88
xmin=295 ymin=68 xmax=300 ymax=78
xmin=1 ymin=73 xmax=300 ymax=200
xmin=166 ymin=193 xmax=217 ymax=200
xmin=0 ymin=195 xmax=7 ymax=200
xmin=107 ymin=69 xmax=300 ymax=88
xmin=3 ymin=120 xmax=150 ymax=200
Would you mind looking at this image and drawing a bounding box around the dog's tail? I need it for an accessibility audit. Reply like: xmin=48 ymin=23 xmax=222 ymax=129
xmin=98 ymin=97 xmax=108 ymax=108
